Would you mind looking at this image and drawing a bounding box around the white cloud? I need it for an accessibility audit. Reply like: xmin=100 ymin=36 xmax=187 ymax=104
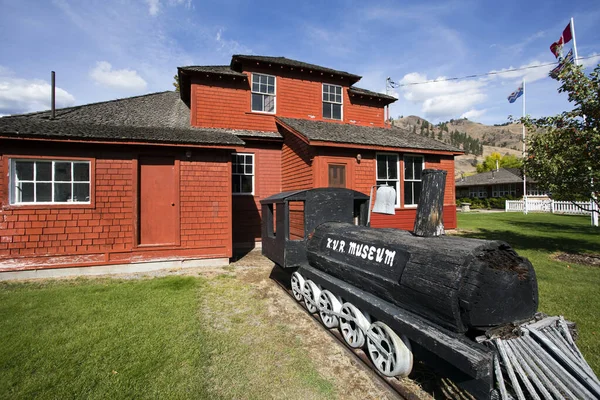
xmin=215 ymin=28 xmax=251 ymax=55
xmin=89 ymin=61 xmax=147 ymax=91
xmin=581 ymin=53 xmax=600 ymax=69
xmin=0 ymin=67 xmax=75 ymax=115
xmin=490 ymin=60 xmax=553 ymax=84
xmin=146 ymin=0 xmax=160 ymax=16
xmin=398 ymin=72 xmax=488 ymax=119
xmin=461 ymin=109 xmax=487 ymax=120
xmin=145 ymin=0 xmax=192 ymax=16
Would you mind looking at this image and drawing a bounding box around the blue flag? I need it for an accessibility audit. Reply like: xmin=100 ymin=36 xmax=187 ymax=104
xmin=549 ymin=49 xmax=574 ymax=78
xmin=507 ymin=84 xmax=523 ymax=103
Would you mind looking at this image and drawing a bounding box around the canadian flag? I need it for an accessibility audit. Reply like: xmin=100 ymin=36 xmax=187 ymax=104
xmin=550 ymin=22 xmax=573 ymax=58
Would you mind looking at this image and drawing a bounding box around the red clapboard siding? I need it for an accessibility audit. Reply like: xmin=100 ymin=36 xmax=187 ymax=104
xmin=0 ymin=144 xmax=233 ymax=271
xmin=371 ymin=206 xmax=457 ymax=230
xmin=191 ymin=69 xmax=387 ymax=131
xmin=232 ymin=145 xmax=282 ymax=244
xmin=281 ymin=130 xmax=314 ymax=191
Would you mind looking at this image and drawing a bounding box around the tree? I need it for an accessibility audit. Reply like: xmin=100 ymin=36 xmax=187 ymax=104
xmin=173 ymin=74 xmax=180 ymax=92
xmin=476 ymin=152 xmax=523 ymax=173
xmin=521 ymin=62 xmax=599 ymax=212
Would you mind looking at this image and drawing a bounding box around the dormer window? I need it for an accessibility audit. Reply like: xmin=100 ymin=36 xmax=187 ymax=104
xmin=251 ymin=73 xmax=276 ymax=113
xmin=322 ymin=84 xmax=342 ymax=120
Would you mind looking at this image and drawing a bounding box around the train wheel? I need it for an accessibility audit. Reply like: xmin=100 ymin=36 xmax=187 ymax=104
xmin=339 ymin=302 xmax=371 ymax=348
xmin=303 ymin=280 xmax=321 ymax=314
xmin=318 ymin=290 xmax=342 ymax=328
xmin=366 ymin=321 xmax=413 ymax=377
xmin=290 ymin=271 xmax=305 ymax=302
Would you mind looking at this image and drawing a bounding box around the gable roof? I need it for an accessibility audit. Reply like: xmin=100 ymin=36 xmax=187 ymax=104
xmin=230 ymin=55 xmax=362 ymax=85
xmin=277 ymin=117 xmax=462 ymax=153
xmin=0 ymin=91 xmax=245 ymax=147
xmin=455 ymin=168 xmax=525 ymax=187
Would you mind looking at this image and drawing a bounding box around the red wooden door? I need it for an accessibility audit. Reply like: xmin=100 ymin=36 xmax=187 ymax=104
xmin=138 ymin=156 xmax=178 ymax=245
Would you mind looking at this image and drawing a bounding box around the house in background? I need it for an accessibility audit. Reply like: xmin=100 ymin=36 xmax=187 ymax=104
xmin=0 ymin=55 xmax=461 ymax=277
xmin=455 ymin=168 xmax=547 ymax=199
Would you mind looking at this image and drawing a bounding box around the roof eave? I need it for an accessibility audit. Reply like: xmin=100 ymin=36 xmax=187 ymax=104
xmin=231 ymin=55 xmax=362 ymax=85
xmin=307 ymin=140 xmax=463 ymax=155
xmin=348 ymin=90 xmax=397 ymax=105
xmin=0 ymin=133 xmax=243 ymax=149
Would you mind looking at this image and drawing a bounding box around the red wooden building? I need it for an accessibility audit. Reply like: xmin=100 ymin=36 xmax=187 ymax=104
xmin=0 ymin=55 xmax=461 ymax=277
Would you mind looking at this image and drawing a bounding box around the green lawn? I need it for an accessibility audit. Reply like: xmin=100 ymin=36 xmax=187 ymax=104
xmin=456 ymin=212 xmax=600 ymax=374
xmin=0 ymin=274 xmax=334 ymax=400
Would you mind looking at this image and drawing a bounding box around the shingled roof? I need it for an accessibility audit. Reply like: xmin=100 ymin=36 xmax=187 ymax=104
xmin=455 ymin=168 xmax=525 ymax=187
xmin=277 ymin=117 xmax=462 ymax=153
xmin=0 ymin=91 xmax=246 ymax=146
xmin=177 ymin=65 xmax=247 ymax=78
xmin=230 ymin=55 xmax=362 ymax=84
xmin=348 ymin=87 xmax=397 ymax=104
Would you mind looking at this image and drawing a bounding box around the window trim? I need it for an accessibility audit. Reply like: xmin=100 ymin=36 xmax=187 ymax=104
xmin=492 ymin=183 xmax=516 ymax=198
xmin=322 ymin=83 xmax=343 ymax=120
xmin=3 ymin=155 xmax=95 ymax=210
xmin=250 ymin=73 xmax=276 ymax=114
xmin=469 ymin=185 xmax=488 ymax=198
xmin=375 ymin=152 xmax=400 ymax=208
xmin=403 ymin=155 xmax=425 ymax=208
xmin=232 ymin=152 xmax=255 ymax=196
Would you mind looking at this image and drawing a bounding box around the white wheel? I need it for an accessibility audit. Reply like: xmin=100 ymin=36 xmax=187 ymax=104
xmin=303 ymin=280 xmax=321 ymax=314
xmin=318 ymin=290 xmax=342 ymax=328
xmin=339 ymin=302 xmax=371 ymax=348
xmin=366 ymin=321 xmax=413 ymax=377
xmin=291 ymin=272 xmax=305 ymax=302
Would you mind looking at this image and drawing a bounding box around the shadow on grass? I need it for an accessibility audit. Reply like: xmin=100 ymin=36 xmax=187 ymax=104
xmin=504 ymin=219 xmax=599 ymax=236
xmin=459 ymin=228 xmax=600 ymax=255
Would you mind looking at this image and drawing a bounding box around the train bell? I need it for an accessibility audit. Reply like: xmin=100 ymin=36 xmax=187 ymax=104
xmin=372 ymin=185 xmax=396 ymax=215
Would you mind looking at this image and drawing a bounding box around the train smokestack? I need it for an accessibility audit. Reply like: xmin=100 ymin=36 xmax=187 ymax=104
xmin=51 ymin=71 xmax=56 ymax=120
xmin=413 ymin=169 xmax=447 ymax=237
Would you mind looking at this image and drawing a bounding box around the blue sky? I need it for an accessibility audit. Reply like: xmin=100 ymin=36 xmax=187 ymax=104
xmin=1 ymin=0 xmax=599 ymax=125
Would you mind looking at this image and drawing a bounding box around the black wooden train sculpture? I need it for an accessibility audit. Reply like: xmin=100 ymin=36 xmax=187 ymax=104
xmin=260 ymin=170 xmax=600 ymax=399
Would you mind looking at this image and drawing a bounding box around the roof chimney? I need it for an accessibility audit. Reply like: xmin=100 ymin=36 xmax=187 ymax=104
xmin=496 ymin=159 xmax=499 ymax=172
xmin=51 ymin=71 xmax=56 ymax=120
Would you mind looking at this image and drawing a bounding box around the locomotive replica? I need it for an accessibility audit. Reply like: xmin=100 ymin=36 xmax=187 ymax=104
xmin=261 ymin=170 xmax=600 ymax=399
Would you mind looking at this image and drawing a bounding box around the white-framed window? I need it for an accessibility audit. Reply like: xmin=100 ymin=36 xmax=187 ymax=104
xmin=251 ymin=73 xmax=276 ymax=113
xmin=469 ymin=186 xmax=487 ymax=198
xmin=322 ymin=83 xmax=342 ymax=120
xmin=376 ymin=153 xmax=400 ymax=206
xmin=403 ymin=155 xmax=424 ymax=206
xmin=232 ymin=153 xmax=254 ymax=195
xmin=9 ymin=159 xmax=91 ymax=205
xmin=492 ymin=184 xmax=516 ymax=197
xmin=526 ymin=184 xmax=547 ymax=197
xmin=456 ymin=188 xmax=470 ymax=198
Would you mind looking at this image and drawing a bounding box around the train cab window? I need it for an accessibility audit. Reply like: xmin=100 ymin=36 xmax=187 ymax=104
xmin=266 ymin=204 xmax=276 ymax=238
xmin=288 ymin=201 xmax=305 ymax=240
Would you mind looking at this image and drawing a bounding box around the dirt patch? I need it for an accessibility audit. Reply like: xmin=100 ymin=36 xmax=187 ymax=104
xmin=231 ymin=263 xmax=410 ymax=399
xmin=231 ymin=251 xmax=432 ymax=400
xmin=553 ymin=252 xmax=600 ymax=267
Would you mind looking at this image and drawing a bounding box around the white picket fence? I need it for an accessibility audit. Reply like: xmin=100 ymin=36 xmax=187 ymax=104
xmin=505 ymin=199 xmax=592 ymax=215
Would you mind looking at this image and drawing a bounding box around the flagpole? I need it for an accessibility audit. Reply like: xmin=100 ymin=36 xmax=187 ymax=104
xmin=570 ymin=17 xmax=579 ymax=65
xmin=522 ymin=78 xmax=527 ymax=214
xmin=573 ymin=17 xmax=599 ymax=226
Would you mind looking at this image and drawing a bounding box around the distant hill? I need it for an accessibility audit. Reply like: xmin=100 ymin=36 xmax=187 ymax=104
xmin=393 ymin=116 xmax=524 ymax=177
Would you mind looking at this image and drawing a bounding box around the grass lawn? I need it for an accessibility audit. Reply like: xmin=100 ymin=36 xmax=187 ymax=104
xmin=456 ymin=212 xmax=600 ymax=375
xmin=0 ymin=274 xmax=335 ymax=399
